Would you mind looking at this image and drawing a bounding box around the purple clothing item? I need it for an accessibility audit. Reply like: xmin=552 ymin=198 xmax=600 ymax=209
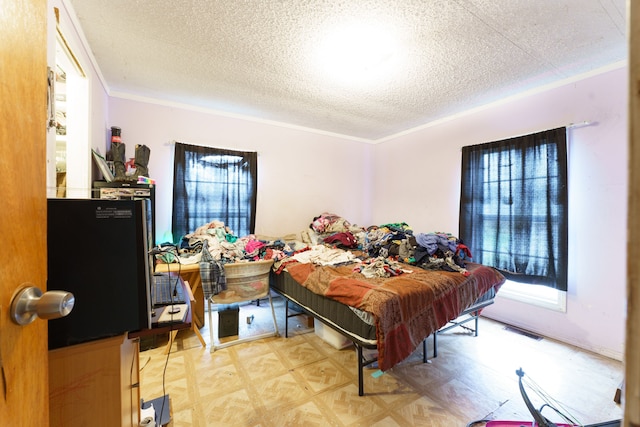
xmin=415 ymin=233 xmax=457 ymax=255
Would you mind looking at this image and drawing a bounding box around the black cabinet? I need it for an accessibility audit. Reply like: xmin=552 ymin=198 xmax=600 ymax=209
xmin=93 ymin=181 xmax=156 ymax=243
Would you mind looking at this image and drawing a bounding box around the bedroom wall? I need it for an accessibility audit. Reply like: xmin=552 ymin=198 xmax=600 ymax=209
xmin=372 ymin=65 xmax=628 ymax=360
xmin=106 ymin=97 xmax=373 ymax=242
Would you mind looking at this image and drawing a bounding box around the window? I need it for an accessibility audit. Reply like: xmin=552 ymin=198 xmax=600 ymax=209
xmin=459 ymin=127 xmax=568 ymax=291
xmin=172 ymin=143 xmax=257 ymax=242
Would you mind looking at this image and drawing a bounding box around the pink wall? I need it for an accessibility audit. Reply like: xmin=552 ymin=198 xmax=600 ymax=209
xmin=106 ymin=98 xmax=374 ymax=242
xmin=373 ymin=66 xmax=628 ymax=359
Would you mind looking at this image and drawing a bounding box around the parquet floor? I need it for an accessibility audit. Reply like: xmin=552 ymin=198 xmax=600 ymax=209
xmin=139 ymin=295 xmax=623 ymax=426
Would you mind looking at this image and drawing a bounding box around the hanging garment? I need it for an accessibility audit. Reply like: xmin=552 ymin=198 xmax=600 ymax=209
xmin=199 ymin=239 xmax=227 ymax=299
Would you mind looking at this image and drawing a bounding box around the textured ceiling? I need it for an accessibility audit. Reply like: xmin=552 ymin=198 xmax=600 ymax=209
xmin=66 ymin=0 xmax=627 ymax=141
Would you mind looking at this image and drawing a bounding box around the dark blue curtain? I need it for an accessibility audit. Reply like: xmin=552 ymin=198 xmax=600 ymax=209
xmin=459 ymin=127 xmax=568 ymax=291
xmin=172 ymin=143 xmax=257 ymax=242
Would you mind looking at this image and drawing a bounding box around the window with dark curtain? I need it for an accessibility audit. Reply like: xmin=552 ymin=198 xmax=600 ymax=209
xmin=172 ymin=142 xmax=257 ymax=242
xmin=459 ymin=127 xmax=568 ymax=291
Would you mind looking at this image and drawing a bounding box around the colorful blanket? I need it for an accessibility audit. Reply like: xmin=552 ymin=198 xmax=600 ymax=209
xmin=285 ymin=261 xmax=505 ymax=371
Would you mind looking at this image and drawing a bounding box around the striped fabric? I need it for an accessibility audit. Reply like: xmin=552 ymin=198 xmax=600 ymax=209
xmin=199 ymin=240 xmax=227 ymax=299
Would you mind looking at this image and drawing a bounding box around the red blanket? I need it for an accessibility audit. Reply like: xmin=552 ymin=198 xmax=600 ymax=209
xmin=286 ymin=261 xmax=505 ymax=371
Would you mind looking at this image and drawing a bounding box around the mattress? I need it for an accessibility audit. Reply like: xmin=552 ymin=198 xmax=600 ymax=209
xmin=270 ymin=270 xmax=377 ymax=347
xmin=270 ymin=264 xmax=501 ymax=349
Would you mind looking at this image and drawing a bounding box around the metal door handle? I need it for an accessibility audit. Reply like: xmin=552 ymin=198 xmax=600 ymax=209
xmin=10 ymin=286 xmax=74 ymax=325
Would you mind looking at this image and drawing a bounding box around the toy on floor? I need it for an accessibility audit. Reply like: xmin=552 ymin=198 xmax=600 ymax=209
xmin=467 ymin=368 xmax=621 ymax=427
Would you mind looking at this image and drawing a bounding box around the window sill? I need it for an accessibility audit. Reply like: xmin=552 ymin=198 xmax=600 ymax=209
xmin=497 ymin=280 xmax=567 ymax=312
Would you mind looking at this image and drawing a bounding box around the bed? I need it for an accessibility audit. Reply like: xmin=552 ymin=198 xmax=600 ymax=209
xmin=156 ymin=214 xmax=505 ymax=395
xmin=270 ymin=259 xmax=505 ymax=396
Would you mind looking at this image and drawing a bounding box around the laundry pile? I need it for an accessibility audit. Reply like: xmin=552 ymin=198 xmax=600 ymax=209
xmin=306 ymin=212 xmax=472 ymax=276
xmin=153 ymin=212 xmax=472 ymax=279
xmin=154 ymin=220 xmax=306 ymax=266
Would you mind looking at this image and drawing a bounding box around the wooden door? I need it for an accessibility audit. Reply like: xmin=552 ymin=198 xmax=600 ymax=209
xmin=0 ymin=0 xmax=49 ymax=425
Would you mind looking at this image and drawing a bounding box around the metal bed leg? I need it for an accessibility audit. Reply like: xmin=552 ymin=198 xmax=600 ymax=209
xmin=354 ymin=344 xmax=381 ymax=396
xmin=284 ymin=299 xmax=289 ymax=338
xmin=356 ymin=344 xmax=364 ymax=397
xmin=423 ymin=335 xmax=438 ymax=362
xmin=433 ymin=332 xmax=437 ymax=358
xmin=268 ymin=291 xmax=279 ymax=337
xmin=474 ymin=310 xmax=479 ymax=337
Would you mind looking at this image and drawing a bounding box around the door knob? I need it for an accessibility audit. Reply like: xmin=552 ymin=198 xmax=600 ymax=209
xmin=10 ymin=285 xmax=75 ymax=325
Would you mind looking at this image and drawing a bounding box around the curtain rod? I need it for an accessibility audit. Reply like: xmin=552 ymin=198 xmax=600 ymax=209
xmin=567 ymin=121 xmax=593 ymax=129
xmin=459 ymin=122 xmax=595 ymax=151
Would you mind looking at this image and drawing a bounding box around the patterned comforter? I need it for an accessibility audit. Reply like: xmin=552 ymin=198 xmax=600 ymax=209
xmin=284 ymin=261 xmax=505 ymax=371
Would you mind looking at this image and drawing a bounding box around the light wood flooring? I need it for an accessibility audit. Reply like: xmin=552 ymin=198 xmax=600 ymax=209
xmin=139 ymin=295 xmax=623 ymax=426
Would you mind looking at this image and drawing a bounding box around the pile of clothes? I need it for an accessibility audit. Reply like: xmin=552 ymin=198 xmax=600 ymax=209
xmin=307 ymin=212 xmax=472 ymax=276
xmin=154 ymin=212 xmax=474 ymax=283
xmin=156 ymin=220 xmax=305 ymax=266
xmin=413 ymin=232 xmax=472 ymax=275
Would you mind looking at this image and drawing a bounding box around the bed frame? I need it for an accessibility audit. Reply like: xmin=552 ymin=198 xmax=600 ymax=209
xmin=270 ymin=270 xmax=497 ymax=396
